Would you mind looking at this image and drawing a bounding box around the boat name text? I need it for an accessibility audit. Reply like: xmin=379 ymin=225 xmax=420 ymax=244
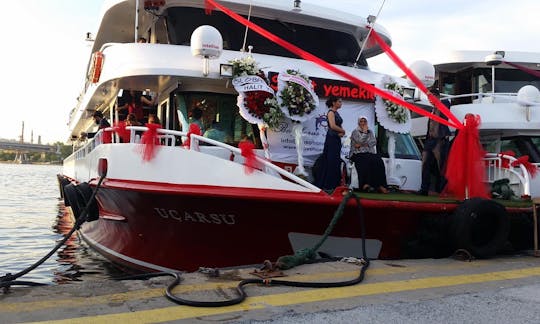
xmin=154 ymin=208 xmax=236 ymax=225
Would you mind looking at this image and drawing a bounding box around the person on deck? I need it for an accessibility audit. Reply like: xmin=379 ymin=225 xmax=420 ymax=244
xmin=418 ymin=89 xmax=451 ymax=195
xmin=313 ymin=96 xmax=346 ymax=191
xmin=350 ymin=116 xmax=389 ymax=193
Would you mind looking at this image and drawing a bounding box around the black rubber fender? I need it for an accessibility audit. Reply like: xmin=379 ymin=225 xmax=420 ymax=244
xmin=450 ymin=198 xmax=509 ymax=258
xmin=63 ymin=183 xmax=100 ymax=222
xmin=57 ymin=175 xmax=71 ymax=199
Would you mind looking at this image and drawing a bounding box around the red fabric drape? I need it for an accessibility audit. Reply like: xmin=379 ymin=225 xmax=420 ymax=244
xmin=239 ymin=140 xmax=259 ymax=174
xmin=184 ymin=123 xmax=202 ymax=149
xmin=367 ymin=30 xmax=462 ymax=128
xmin=114 ymin=121 xmax=130 ymax=143
xmin=102 ymin=130 xmax=112 ymax=144
xmin=445 ymin=114 xmax=489 ymax=199
xmin=498 ymin=151 xmax=538 ymax=178
xmin=503 ymin=61 xmax=540 ymax=78
xmin=140 ymin=123 xmax=160 ymax=161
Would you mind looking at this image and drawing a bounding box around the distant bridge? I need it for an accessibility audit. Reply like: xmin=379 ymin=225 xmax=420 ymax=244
xmin=0 ymin=141 xmax=58 ymax=153
xmin=0 ymin=140 xmax=59 ymax=163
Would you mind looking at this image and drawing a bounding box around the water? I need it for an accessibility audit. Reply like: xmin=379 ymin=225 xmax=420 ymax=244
xmin=0 ymin=163 xmax=124 ymax=284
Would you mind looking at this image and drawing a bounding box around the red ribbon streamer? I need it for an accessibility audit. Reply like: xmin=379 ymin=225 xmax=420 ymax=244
xmin=367 ymin=30 xmax=462 ymax=129
xmin=184 ymin=123 xmax=202 ymax=149
xmin=239 ymin=140 xmax=259 ymax=174
xmin=503 ymin=61 xmax=540 ymax=79
xmin=204 ymin=0 xmax=459 ymax=129
xmin=140 ymin=123 xmax=160 ymax=161
xmin=114 ymin=121 xmax=130 ymax=143
xmin=445 ymin=114 xmax=489 ymax=199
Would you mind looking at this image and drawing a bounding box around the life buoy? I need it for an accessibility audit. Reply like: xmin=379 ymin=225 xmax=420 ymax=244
xmin=89 ymin=51 xmax=104 ymax=83
xmin=63 ymin=183 xmax=100 ymax=222
xmin=449 ymin=198 xmax=509 ymax=258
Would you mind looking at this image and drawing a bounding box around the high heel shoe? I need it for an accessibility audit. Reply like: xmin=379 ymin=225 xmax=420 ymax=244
xmin=362 ymin=185 xmax=375 ymax=193
xmin=378 ymin=186 xmax=389 ymax=194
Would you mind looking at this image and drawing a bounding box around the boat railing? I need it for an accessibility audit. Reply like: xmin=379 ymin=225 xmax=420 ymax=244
xmin=188 ymin=134 xmax=320 ymax=191
xmin=67 ymin=126 xmax=320 ymax=192
xmin=443 ymin=92 xmax=517 ymax=104
xmin=484 ymin=153 xmax=531 ymax=197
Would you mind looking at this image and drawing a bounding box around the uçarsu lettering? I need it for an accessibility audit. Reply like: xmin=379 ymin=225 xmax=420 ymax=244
xmin=154 ymin=208 xmax=236 ymax=225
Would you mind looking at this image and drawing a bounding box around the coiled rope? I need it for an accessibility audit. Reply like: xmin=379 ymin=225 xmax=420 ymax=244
xmin=149 ymin=190 xmax=370 ymax=307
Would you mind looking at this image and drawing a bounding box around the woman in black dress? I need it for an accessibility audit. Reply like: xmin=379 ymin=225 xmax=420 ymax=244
xmin=314 ymin=96 xmax=346 ymax=191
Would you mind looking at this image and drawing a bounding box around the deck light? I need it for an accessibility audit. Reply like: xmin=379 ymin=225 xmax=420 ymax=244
xmin=293 ymin=0 xmax=301 ymax=11
xmin=220 ymin=64 xmax=233 ymax=77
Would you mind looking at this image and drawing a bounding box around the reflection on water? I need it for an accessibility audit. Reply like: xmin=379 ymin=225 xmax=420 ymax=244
xmin=0 ymin=163 xmax=127 ymax=284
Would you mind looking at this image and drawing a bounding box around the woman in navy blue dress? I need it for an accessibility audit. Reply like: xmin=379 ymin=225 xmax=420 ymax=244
xmin=314 ymin=96 xmax=346 ymax=191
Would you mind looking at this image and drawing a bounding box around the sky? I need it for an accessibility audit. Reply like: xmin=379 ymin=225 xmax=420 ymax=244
xmin=0 ymin=0 xmax=539 ymax=144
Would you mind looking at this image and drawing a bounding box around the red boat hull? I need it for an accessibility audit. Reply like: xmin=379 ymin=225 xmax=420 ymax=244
xmin=72 ymin=178 xmax=470 ymax=272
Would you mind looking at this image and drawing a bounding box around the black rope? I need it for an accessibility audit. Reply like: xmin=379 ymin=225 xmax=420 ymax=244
xmin=0 ymin=176 xmax=105 ymax=290
xmin=159 ymin=191 xmax=369 ymax=307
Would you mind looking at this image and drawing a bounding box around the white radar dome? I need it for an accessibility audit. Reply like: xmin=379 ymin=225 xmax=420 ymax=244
xmin=190 ymin=25 xmax=223 ymax=59
xmin=517 ymin=85 xmax=540 ymax=106
xmin=407 ymin=60 xmax=435 ymax=88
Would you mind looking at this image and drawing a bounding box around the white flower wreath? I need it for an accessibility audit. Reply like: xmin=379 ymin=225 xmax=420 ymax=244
xmin=230 ymin=56 xmax=284 ymax=129
xmin=374 ymin=76 xmax=411 ymax=134
xmin=276 ymin=69 xmax=322 ymax=123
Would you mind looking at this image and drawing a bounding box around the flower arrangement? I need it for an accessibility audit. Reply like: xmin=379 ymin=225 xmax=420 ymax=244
xmin=230 ymin=56 xmax=284 ymax=129
xmin=383 ymin=81 xmax=408 ymax=124
xmin=229 ymin=55 xmax=259 ymax=78
xmin=278 ymin=69 xmax=317 ymax=119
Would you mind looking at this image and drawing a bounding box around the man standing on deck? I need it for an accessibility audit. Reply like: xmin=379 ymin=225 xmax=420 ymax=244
xmin=418 ymin=89 xmax=451 ymax=195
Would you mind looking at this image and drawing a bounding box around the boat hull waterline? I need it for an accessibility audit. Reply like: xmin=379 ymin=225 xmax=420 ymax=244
xmin=66 ymin=178 xmax=473 ymax=272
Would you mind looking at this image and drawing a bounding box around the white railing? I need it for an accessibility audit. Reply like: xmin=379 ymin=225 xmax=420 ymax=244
xmin=68 ymin=126 xmax=320 ymax=192
xmin=484 ymin=153 xmax=531 ymax=197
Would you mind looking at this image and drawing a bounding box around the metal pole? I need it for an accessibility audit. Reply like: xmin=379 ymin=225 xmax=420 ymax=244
xmin=134 ymin=0 xmax=139 ymax=42
xmin=491 ymin=65 xmax=495 ymax=94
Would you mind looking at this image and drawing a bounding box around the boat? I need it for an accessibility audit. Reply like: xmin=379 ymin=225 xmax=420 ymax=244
xmin=58 ymin=0 xmax=536 ymax=273
xmin=411 ymin=50 xmax=540 ymax=197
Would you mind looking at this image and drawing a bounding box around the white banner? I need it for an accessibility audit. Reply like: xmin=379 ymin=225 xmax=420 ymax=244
xmin=232 ymin=75 xmax=275 ymax=94
xmin=266 ymin=101 xmax=376 ymax=166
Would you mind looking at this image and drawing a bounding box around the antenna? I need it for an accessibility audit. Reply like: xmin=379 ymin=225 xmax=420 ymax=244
xmin=241 ymin=1 xmax=253 ymax=52
xmin=354 ymin=0 xmax=387 ymax=68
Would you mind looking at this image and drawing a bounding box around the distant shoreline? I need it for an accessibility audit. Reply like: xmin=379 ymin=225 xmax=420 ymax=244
xmin=0 ymin=161 xmax=62 ymax=165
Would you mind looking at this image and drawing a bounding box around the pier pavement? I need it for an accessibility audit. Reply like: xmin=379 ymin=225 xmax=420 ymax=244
xmin=2 ymin=255 xmax=540 ymax=323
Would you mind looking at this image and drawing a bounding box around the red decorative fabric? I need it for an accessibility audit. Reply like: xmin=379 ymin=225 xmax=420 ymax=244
xmin=497 ymin=151 xmax=537 ymax=178
xmin=204 ymin=0 xmax=460 ymax=129
xmin=503 ymin=61 xmax=540 ymax=78
xmin=184 ymin=123 xmax=201 ymax=149
xmin=140 ymin=123 xmax=160 ymax=161
xmin=114 ymin=121 xmax=130 ymax=143
xmin=512 ymin=155 xmax=538 ymax=178
xmin=368 ymin=30 xmax=462 ymax=129
xmin=204 ymin=0 xmax=215 ymax=15
xmin=102 ymin=129 xmax=112 ymax=144
xmin=239 ymin=140 xmax=259 ymax=174
xmin=445 ymin=114 xmax=489 ymax=199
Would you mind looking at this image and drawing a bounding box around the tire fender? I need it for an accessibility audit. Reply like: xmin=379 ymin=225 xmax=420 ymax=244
xmin=63 ymin=183 xmax=99 ymax=222
xmin=450 ymin=198 xmax=509 ymax=258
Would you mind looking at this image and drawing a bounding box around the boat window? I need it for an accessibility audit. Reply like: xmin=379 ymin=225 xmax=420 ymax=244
xmin=483 ymin=136 xmax=540 ymax=163
xmin=165 ymin=7 xmax=365 ymax=67
xmin=473 ymin=68 xmax=540 ymax=93
xmin=174 ymin=92 xmax=261 ymax=148
xmin=376 ymin=126 xmax=422 ymax=160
